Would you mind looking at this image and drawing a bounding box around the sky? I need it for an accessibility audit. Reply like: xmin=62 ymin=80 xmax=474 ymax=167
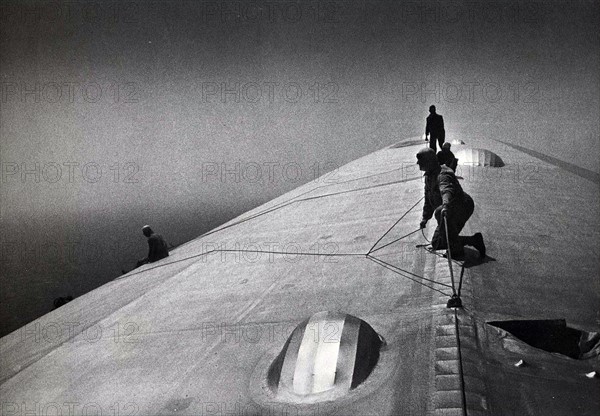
xmin=1 ymin=0 xmax=599 ymax=336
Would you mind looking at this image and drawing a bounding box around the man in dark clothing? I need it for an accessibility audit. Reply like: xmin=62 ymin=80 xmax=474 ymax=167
xmin=417 ymin=148 xmax=485 ymax=259
xmin=425 ymin=105 xmax=445 ymax=152
xmin=136 ymin=225 xmax=169 ymax=267
xmin=437 ymin=142 xmax=458 ymax=171
xmin=53 ymin=295 xmax=73 ymax=309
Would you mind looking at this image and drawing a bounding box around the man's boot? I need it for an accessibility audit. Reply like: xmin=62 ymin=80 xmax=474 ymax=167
xmin=471 ymin=233 xmax=486 ymax=258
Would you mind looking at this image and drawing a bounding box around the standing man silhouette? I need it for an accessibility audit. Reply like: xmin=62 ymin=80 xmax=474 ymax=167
xmin=425 ymin=105 xmax=445 ymax=152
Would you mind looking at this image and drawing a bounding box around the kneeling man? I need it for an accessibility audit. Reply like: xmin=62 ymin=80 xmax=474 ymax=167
xmin=417 ymin=148 xmax=485 ymax=258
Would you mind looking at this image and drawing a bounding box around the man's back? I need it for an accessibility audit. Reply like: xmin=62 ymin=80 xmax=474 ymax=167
xmin=426 ymin=113 xmax=444 ymax=136
xmin=148 ymin=233 xmax=169 ymax=262
xmin=437 ymin=149 xmax=457 ymax=171
xmin=438 ymin=164 xmax=466 ymax=206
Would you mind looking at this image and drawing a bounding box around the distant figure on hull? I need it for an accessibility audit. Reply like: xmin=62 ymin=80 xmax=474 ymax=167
xmin=437 ymin=142 xmax=458 ymax=172
xmin=417 ymin=148 xmax=485 ymax=259
xmin=425 ymin=105 xmax=445 ymax=152
xmin=136 ymin=225 xmax=169 ymax=268
xmin=53 ymin=295 xmax=73 ymax=309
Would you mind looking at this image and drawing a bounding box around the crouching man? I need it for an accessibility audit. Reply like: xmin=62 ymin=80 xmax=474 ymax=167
xmin=136 ymin=225 xmax=169 ymax=267
xmin=417 ymin=148 xmax=486 ymax=259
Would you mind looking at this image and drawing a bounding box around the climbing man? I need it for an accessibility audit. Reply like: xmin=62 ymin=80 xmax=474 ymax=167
xmin=425 ymin=105 xmax=445 ymax=152
xmin=437 ymin=142 xmax=458 ymax=172
xmin=136 ymin=225 xmax=169 ymax=267
xmin=417 ymin=148 xmax=486 ymax=259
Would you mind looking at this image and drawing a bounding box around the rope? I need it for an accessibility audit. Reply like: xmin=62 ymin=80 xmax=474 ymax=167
xmin=454 ymin=308 xmax=469 ymax=416
xmin=368 ymin=196 xmax=424 ymax=254
xmin=443 ymin=214 xmax=458 ymax=297
xmin=366 ymin=255 xmax=453 ymax=297
xmin=120 ymin=248 xmax=365 ymax=280
xmin=419 ymin=245 xmax=464 ymax=267
xmin=457 ymin=264 xmax=466 ymax=298
xmin=421 ymin=227 xmax=431 ymax=243
xmin=367 ymin=254 xmax=454 ymax=289
xmin=367 ymin=195 xmax=466 ymax=299
xmin=117 ymin=250 xmax=215 ymax=279
xmin=369 ymin=228 xmax=421 ymax=254
xmin=195 ymin=176 xmax=421 ymax=247
xmin=126 ymin=172 xmax=423 ymax=278
xmin=122 ymin=169 xmax=426 ymax=287
xmin=217 ymin=249 xmax=365 ymax=257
